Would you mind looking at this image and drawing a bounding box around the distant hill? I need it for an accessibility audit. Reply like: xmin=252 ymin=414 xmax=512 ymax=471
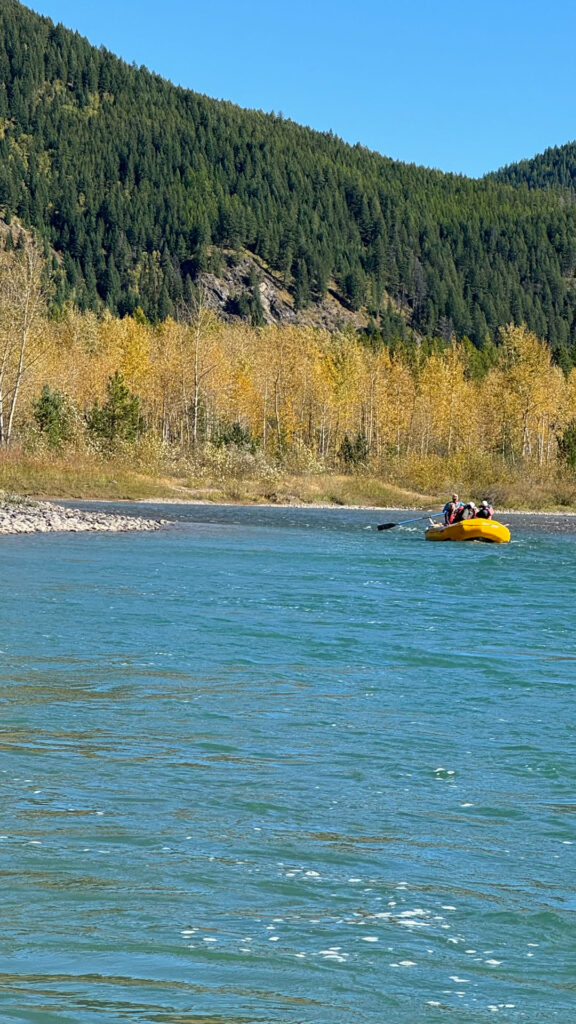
xmin=1 ymin=1 xmax=576 ymax=362
xmin=490 ymin=141 xmax=576 ymax=191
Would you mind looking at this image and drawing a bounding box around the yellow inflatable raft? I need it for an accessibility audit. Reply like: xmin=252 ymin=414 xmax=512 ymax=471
xmin=425 ymin=519 xmax=510 ymax=543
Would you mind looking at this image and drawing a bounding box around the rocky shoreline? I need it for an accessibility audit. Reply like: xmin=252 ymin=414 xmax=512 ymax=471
xmin=0 ymin=498 xmax=166 ymax=535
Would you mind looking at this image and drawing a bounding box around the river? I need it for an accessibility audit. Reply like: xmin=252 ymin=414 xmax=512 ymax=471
xmin=1 ymin=504 xmax=574 ymax=1023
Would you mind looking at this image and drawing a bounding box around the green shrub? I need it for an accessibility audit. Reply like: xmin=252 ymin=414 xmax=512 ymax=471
xmin=32 ymin=385 xmax=73 ymax=449
xmin=86 ymin=372 xmax=144 ymax=445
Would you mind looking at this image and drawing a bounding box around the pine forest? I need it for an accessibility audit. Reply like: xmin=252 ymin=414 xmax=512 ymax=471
xmin=1 ymin=0 xmax=576 ymax=506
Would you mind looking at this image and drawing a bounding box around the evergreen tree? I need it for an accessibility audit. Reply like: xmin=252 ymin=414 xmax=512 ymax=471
xmin=86 ymin=371 xmax=144 ymax=443
xmin=0 ymin=0 xmax=575 ymax=355
xmin=32 ymin=384 xmax=73 ymax=448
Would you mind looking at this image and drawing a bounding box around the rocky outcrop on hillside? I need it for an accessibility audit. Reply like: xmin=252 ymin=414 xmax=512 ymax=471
xmin=199 ymin=250 xmax=369 ymax=332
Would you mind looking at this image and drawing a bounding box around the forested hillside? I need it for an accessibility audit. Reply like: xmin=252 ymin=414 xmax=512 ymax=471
xmin=1 ymin=1 xmax=576 ymax=363
xmin=491 ymin=141 xmax=576 ymax=191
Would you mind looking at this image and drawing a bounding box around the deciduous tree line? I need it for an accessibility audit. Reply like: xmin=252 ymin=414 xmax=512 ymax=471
xmin=2 ymin=242 xmax=575 ymax=474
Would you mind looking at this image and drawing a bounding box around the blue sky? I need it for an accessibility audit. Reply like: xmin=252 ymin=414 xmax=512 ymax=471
xmin=27 ymin=0 xmax=576 ymax=178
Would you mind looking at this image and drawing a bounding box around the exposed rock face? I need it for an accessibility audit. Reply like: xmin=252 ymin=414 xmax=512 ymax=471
xmin=199 ymin=250 xmax=368 ymax=332
xmin=0 ymin=499 xmax=165 ymax=535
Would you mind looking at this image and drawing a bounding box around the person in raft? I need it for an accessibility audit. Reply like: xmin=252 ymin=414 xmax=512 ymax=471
xmin=442 ymin=493 xmax=464 ymax=524
xmin=428 ymin=494 xmax=463 ymax=528
xmin=476 ymin=499 xmax=494 ymax=519
xmin=452 ymin=500 xmax=477 ymax=522
xmin=430 ymin=494 xmax=478 ymax=528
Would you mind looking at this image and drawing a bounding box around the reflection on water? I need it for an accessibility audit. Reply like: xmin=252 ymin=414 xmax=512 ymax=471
xmin=0 ymin=505 xmax=575 ymax=1023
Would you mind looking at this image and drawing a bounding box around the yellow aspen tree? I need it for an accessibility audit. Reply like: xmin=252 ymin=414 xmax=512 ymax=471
xmin=535 ymin=364 xmax=565 ymax=466
xmin=496 ymin=325 xmax=560 ymax=461
xmin=152 ymin=318 xmax=190 ymax=443
xmin=309 ymin=337 xmax=340 ymax=458
xmin=229 ymin=356 xmax=259 ymax=434
xmin=54 ymin=312 xmax=120 ymax=415
xmin=251 ymin=326 xmax=301 ymax=451
xmin=357 ymin=347 xmax=383 ymax=452
xmin=0 ymin=237 xmax=51 ymax=445
xmin=199 ymin=327 xmax=231 ymax=436
xmin=417 ymin=346 xmax=474 ymax=456
xmin=310 ymin=332 xmax=334 ymax=451
xmin=49 ymin=308 xmax=101 ymax=403
xmin=378 ymin=352 xmax=416 ymax=456
xmin=209 ymin=324 xmax=259 ymax=443
xmin=282 ymin=326 xmax=317 ymax=447
xmin=323 ymin=334 xmax=363 ymax=452
xmin=101 ymin=315 xmax=152 ymax=396
xmin=175 ymin=289 xmax=219 ymax=447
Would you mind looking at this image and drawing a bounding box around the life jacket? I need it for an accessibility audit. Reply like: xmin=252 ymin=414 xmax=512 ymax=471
xmin=454 ymin=503 xmax=476 ymax=522
xmin=477 ymin=505 xmax=493 ymax=519
xmin=444 ymin=501 xmax=463 ymax=524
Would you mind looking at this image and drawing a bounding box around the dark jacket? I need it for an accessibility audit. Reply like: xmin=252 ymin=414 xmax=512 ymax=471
xmin=453 ymin=502 xmax=477 ymax=523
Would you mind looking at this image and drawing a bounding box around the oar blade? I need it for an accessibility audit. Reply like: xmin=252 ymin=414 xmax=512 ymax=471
xmin=377 ymin=512 xmax=442 ymax=530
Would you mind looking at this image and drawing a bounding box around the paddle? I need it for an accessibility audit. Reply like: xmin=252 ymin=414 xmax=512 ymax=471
xmin=377 ymin=512 xmax=443 ymax=531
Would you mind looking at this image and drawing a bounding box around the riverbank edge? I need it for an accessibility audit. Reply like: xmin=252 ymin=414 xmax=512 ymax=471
xmin=3 ymin=451 xmax=576 ymax=514
xmin=131 ymin=496 xmax=576 ymax=515
xmin=0 ymin=498 xmax=166 ymax=535
xmin=2 ymin=489 xmax=576 ymax=537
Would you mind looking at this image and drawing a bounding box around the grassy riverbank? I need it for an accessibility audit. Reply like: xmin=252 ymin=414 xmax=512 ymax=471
xmin=2 ymin=448 xmax=576 ymax=512
xmin=0 ymin=450 xmax=436 ymax=507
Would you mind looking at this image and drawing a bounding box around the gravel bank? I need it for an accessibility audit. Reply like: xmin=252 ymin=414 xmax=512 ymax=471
xmin=0 ymin=499 xmax=165 ymax=535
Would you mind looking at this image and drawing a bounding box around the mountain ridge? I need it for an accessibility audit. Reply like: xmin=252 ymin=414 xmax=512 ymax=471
xmin=1 ymin=1 xmax=576 ymax=361
xmin=489 ymin=140 xmax=576 ymax=191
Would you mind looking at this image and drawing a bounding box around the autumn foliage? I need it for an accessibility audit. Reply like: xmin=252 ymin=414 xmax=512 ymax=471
xmin=9 ymin=313 xmax=576 ymax=471
xmin=0 ymin=241 xmax=575 ymax=505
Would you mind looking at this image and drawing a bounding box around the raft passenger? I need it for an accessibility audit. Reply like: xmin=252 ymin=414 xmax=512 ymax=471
xmin=442 ymin=493 xmax=463 ymax=525
xmin=453 ymin=501 xmax=477 ymax=523
xmin=476 ymin=499 xmax=494 ymax=519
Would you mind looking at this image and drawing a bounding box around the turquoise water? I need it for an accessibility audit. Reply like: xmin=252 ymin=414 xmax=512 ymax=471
xmin=1 ymin=504 xmax=575 ymax=1023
